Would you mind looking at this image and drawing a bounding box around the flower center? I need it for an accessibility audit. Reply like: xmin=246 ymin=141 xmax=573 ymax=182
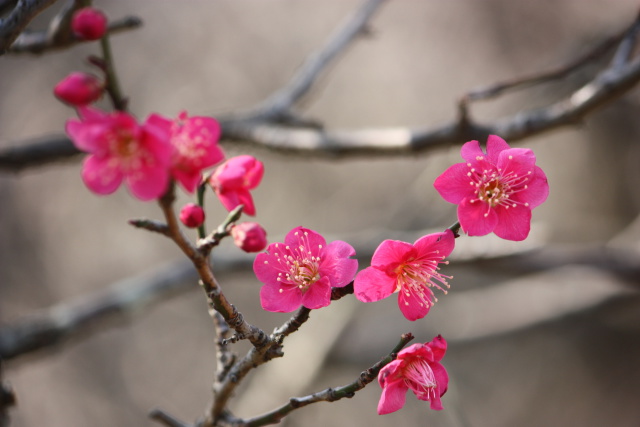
xmin=403 ymin=359 xmax=438 ymax=401
xmin=466 ymin=155 xmax=533 ymax=216
xmin=395 ymin=254 xmax=451 ymax=309
xmin=273 ymin=231 xmax=323 ymax=293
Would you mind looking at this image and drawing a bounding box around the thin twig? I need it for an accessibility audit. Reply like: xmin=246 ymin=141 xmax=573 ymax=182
xmin=236 ymin=0 xmax=387 ymax=122
xmin=9 ymin=15 xmax=142 ymax=54
xmin=129 ymin=218 xmax=170 ymax=236
xmin=233 ymin=333 xmax=415 ymax=427
xmin=149 ymin=408 xmax=193 ymax=427
xmin=197 ymin=205 xmax=244 ymax=256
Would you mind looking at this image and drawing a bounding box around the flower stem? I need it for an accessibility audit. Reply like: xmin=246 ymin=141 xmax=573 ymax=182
xmin=99 ymin=35 xmax=127 ymax=111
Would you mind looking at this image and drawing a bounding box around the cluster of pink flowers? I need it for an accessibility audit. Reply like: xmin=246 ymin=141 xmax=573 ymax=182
xmin=249 ymin=134 xmax=548 ymax=415
xmin=60 ymin=37 xmax=548 ymax=418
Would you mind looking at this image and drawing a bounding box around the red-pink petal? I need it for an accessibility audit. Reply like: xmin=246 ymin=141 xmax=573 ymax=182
xmin=354 ymin=267 xmax=396 ymax=303
xmin=496 ymin=148 xmax=536 ymax=178
xmin=398 ymin=286 xmax=431 ymax=321
xmin=243 ymin=156 xmax=264 ymax=189
xmin=377 ymin=377 xmax=408 ymax=415
xmin=260 ymin=283 xmax=303 ymax=313
xmin=215 ymin=189 xmax=241 ymax=213
xmin=319 ymin=240 xmax=357 ymax=287
xmin=370 ymin=239 xmax=414 ymax=270
xmin=485 ymin=134 xmax=510 ymax=164
xmin=81 ymin=155 xmax=123 ymax=195
xmin=300 ymin=276 xmax=332 ymax=309
xmin=172 ymin=168 xmax=202 ymax=193
xmin=458 ymin=198 xmax=498 ymax=236
xmin=429 ymin=362 xmax=449 ymax=410
xmin=426 ymin=335 xmax=447 ymax=362
xmin=492 ymin=205 xmax=532 ymax=241
xmin=519 ymin=165 xmax=549 ymax=209
xmin=125 ymin=164 xmax=170 ymax=201
xmin=460 ymin=139 xmax=484 ymax=162
xmin=285 ymin=226 xmax=326 ymax=251
xmin=433 ymin=163 xmax=476 ymax=204
xmin=253 ymin=251 xmax=281 ymax=287
xmin=236 ymin=188 xmax=256 ymax=216
xmin=413 ymin=230 xmax=455 ymax=259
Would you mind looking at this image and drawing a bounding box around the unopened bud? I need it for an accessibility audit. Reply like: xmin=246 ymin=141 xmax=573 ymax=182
xmin=72 ymin=7 xmax=108 ymax=40
xmin=179 ymin=203 xmax=205 ymax=228
xmin=231 ymin=222 xmax=267 ymax=253
xmin=54 ymin=72 xmax=103 ymax=106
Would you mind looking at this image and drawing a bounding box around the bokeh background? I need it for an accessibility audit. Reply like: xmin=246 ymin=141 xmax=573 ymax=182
xmin=2 ymin=1 xmax=640 ymax=426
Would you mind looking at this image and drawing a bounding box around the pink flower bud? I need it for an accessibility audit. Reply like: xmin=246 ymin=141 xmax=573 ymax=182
xmin=72 ymin=7 xmax=108 ymax=40
xmin=179 ymin=203 xmax=205 ymax=228
xmin=54 ymin=72 xmax=103 ymax=106
xmin=231 ymin=222 xmax=267 ymax=253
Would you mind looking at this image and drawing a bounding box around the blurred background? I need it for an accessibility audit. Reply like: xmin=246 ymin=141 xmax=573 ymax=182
xmin=1 ymin=0 xmax=640 ymax=426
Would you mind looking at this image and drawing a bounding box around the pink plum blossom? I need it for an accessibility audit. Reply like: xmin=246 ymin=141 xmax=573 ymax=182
xmin=65 ymin=107 xmax=173 ymax=200
xmin=72 ymin=7 xmax=108 ymax=40
xmin=54 ymin=72 xmax=103 ymax=106
xmin=209 ymin=155 xmax=263 ymax=216
xmin=434 ymin=135 xmax=549 ymax=241
xmin=179 ymin=203 xmax=205 ymax=228
xmin=377 ymin=335 xmax=449 ymax=415
xmin=254 ymin=226 xmax=358 ymax=312
xmin=147 ymin=112 xmax=224 ymax=193
xmin=354 ymin=230 xmax=454 ymax=321
xmin=232 ymin=222 xmax=268 ymax=253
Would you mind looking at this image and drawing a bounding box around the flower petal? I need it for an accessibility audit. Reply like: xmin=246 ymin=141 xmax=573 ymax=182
xmin=413 ymin=230 xmax=455 ymax=259
xmin=300 ymin=276 xmax=332 ymax=309
xmin=457 ymin=198 xmax=498 ymax=236
xmin=518 ymin=165 xmax=549 ymax=209
xmin=492 ymin=205 xmax=532 ymax=241
xmin=433 ymin=163 xmax=476 ymax=204
xmin=320 ymin=240 xmax=358 ymax=287
xmin=354 ymin=267 xmax=396 ymax=303
xmin=236 ymin=188 xmax=256 ymax=216
xmin=125 ymin=164 xmax=170 ymax=201
xmin=370 ymin=239 xmax=414 ymax=270
xmin=460 ymin=140 xmax=484 ymax=163
xmin=253 ymin=251 xmax=282 ymax=287
xmin=377 ymin=378 xmax=408 ymax=415
xmin=426 ymin=335 xmax=447 ymax=362
xmin=429 ymin=362 xmax=449 ymax=410
xmin=260 ymin=283 xmax=302 ymax=313
xmin=485 ymin=134 xmax=510 ymax=164
xmin=496 ymin=148 xmax=536 ymax=178
xmin=81 ymin=155 xmax=123 ymax=195
xmin=285 ymin=226 xmax=326 ymax=251
xmin=398 ymin=285 xmax=431 ymax=321
xmin=215 ymin=189 xmax=241 ymax=213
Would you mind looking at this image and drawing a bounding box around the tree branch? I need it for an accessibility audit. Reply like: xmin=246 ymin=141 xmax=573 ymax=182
xmin=0 ymin=0 xmax=59 ymax=54
xmin=231 ymin=333 xmax=414 ymax=427
xmin=0 ymin=260 xmax=197 ymax=360
xmin=9 ymin=15 xmax=142 ymax=54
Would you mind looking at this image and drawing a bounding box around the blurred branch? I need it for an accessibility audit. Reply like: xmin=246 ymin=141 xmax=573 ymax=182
xmin=0 ymin=0 xmax=59 ymax=54
xmin=0 ymin=260 xmax=197 ymax=361
xmin=2 ymin=233 xmax=639 ymax=362
xmin=0 ymin=360 xmax=16 ymax=427
xmin=234 ymin=0 xmax=386 ymax=122
xmin=3 ymin=2 xmax=640 ymax=168
xmin=230 ymin=333 xmax=414 ymax=427
xmin=150 ymin=409 xmax=193 ymax=427
xmin=9 ymin=14 xmax=142 ymax=54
